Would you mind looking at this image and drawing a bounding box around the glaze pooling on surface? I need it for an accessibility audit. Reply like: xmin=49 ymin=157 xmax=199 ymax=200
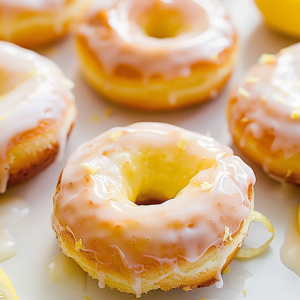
xmin=78 ymin=0 xmax=236 ymax=80
xmin=229 ymin=43 xmax=300 ymax=158
xmin=52 ymin=123 xmax=255 ymax=295
xmin=0 ymin=41 xmax=76 ymax=193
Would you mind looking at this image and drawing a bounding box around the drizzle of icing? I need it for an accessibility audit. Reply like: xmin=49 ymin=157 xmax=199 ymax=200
xmin=229 ymin=43 xmax=300 ymax=158
xmin=0 ymin=41 xmax=76 ymax=193
xmin=52 ymin=123 xmax=255 ymax=294
xmin=0 ymin=227 xmax=17 ymax=262
xmin=47 ymin=252 xmax=87 ymax=290
xmin=77 ymin=0 xmax=236 ymax=80
xmin=0 ymin=195 xmax=29 ymax=261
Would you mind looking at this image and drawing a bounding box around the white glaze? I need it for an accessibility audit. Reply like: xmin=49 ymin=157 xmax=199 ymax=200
xmin=0 ymin=41 xmax=76 ymax=193
xmin=229 ymin=43 xmax=300 ymax=158
xmin=52 ymin=122 xmax=255 ymax=295
xmin=0 ymin=227 xmax=17 ymax=262
xmin=78 ymin=0 xmax=236 ymax=80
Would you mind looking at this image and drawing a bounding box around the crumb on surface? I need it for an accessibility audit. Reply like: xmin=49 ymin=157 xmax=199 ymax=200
xmin=290 ymin=107 xmax=300 ymax=119
xmin=89 ymin=115 xmax=100 ymax=123
xmin=223 ymin=226 xmax=233 ymax=242
xmin=75 ymin=239 xmax=84 ymax=252
xmin=109 ymin=131 xmax=122 ymax=142
xmin=285 ymin=169 xmax=292 ymax=177
xmin=176 ymin=133 xmax=187 ymax=150
xmin=258 ymin=54 xmax=276 ymax=64
xmin=243 ymin=289 xmax=247 ymax=297
xmin=238 ymin=87 xmax=250 ymax=98
xmin=198 ymin=181 xmax=214 ymax=191
xmin=105 ymin=108 xmax=113 ymax=117
xmin=244 ymin=76 xmax=258 ymax=83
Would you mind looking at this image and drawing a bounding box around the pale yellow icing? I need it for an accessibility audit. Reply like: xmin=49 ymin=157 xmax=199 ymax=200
xmin=229 ymin=43 xmax=300 ymax=160
xmin=52 ymin=122 xmax=255 ymax=295
xmin=0 ymin=41 xmax=76 ymax=193
xmin=78 ymin=0 xmax=236 ymax=80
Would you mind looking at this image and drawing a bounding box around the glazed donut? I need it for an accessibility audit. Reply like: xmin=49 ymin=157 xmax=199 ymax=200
xmin=0 ymin=0 xmax=92 ymax=48
xmin=0 ymin=41 xmax=76 ymax=193
xmin=227 ymin=44 xmax=300 ymax=184
xmin=76 ymin=0 xmax=238 ymax=111
xmin=52 ymin=123 xmax=255 ymax=297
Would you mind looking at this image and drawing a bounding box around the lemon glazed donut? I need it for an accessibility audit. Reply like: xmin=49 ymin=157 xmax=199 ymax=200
xmin=0 ymin=41 xmax=76 ymax=193
xmin=0 ymin=0 xmax=92 ymax=48
xmin=52 ymin=122 xmax=255 ymax=297
xmin=76 ymin=0 xmax=238 ymax=111
xmin=227 ymin=44 xmax=300 ymax=185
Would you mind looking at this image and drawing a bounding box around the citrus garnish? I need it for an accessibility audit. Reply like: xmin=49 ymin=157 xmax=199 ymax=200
xmin=235 ymin=210 xmax=274 ymax=258
xmin=0 ymin=267 xmax=19 ymax=300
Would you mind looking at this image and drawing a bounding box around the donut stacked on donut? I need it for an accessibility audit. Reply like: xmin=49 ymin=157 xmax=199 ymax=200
xmin=52 ymin=123 xmax=255 ymax=297
xmin=76 ymin=0 xmax=238 ymax=111
xmin=0 ymin=41 xmax=76 ymax=193
xmin=227 ymin=44 xmax=300 ymax=184
xmin=0 ymin=0 xmax=92 ymax=48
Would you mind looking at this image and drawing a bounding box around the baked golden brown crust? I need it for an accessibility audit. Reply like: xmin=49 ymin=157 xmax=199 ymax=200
xmin=228 ymin=97 xmax=300 ymax=185
xmin=6 ymin=120 xmax=74 ymax=189
xmin=76 ymin=34 xmax=237 ymax=111
xmin=0 ymin=0 xmax=92 ymax=48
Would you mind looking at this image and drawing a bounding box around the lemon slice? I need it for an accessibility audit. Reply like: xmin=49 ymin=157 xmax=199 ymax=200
xmin=0 ymin=267 xmax=19 ymax=300
xmin=235 ymin=210 xmax=274 ymax=259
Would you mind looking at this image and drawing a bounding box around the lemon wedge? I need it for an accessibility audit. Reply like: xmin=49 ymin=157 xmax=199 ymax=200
xmin=235 ymin=210 xmax=274 ymax=258
xmin=0 ymin=267 xmax=19 ymax=300
xmin=254 ymin=0 xmax=300 ymax=38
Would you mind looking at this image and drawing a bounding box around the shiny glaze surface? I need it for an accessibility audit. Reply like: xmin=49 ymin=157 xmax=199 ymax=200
xmin=0 ymin=41 xmax=76 ymax=193
xmin=229 ymin=44 xmax=300 ymax=159
xmin=77 ymin=0 xmax=236 ymax=80
xmin=52 ymin=123 xmax=255 ymax=294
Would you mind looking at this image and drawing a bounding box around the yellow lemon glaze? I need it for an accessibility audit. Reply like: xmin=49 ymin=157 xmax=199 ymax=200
xmin=254 ymin=0 xmax=300 ymax=38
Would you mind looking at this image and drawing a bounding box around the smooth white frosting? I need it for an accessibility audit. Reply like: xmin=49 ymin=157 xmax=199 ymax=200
xmin=0 ymin=41 xmax=76 ymax=193
xmin=78 ymin=0 xmax=236 ymax=80
xmin=229 ymin=43 xmax=300 ymax=159
xmin=52 ymin=122 xmax=255 ymax=296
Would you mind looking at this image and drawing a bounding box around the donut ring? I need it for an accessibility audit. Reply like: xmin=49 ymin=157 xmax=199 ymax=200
xmin=0 ymin=0 xmax=92 ymax=48
xmin=52 ymin=123 xmax=255 ymax=297
xmin=0 ymin=41 xmax=76 ymax=193
xmin=227 ymin=44 xmax=300 ymax=184
xmin=76 ymin=0 xmax=238 ymax=111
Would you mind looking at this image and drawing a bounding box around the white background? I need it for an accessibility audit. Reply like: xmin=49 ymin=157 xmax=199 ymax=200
xmin=1 ymin=0 xmax=300 ymax=299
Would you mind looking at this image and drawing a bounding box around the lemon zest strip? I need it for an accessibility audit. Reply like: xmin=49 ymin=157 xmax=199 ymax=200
xmin=235 ymin=210 xmax=274 ymax=258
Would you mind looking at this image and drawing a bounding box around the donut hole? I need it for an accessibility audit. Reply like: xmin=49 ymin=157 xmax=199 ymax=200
xmin=143 ymin=8 xmax=187 ymax=39
xmin=121 ymin=150 xmax=212 ymax=206
xmin=130 ymin=0 xmax=209 ymax=39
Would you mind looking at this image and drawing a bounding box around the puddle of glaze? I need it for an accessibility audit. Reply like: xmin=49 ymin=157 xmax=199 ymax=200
xmin=47 ymin=252 xmax=87 ymax=291
xmin=280 ymin=213 xmax=300 ymax=276
xmin=0 ymin=227 xmax=17 ymax=262
xmin=0 ymin=195 xmax=29 ymax=227
xmin=225 ymin=269 xmax=255 ymax=292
